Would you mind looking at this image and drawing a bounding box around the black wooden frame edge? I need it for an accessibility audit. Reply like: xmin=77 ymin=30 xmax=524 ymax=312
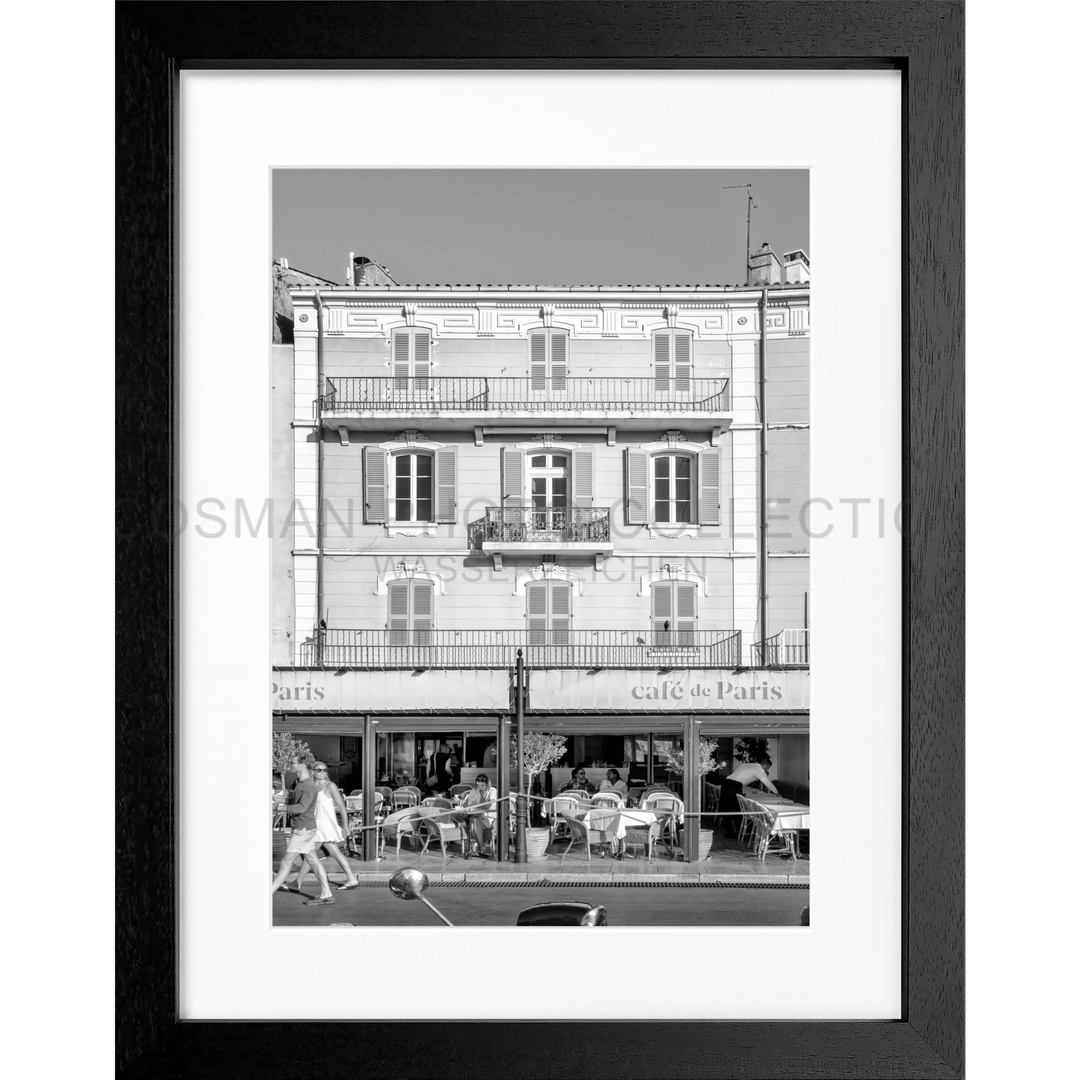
xmin=115 ymin=3 xmax=963 ymax=1077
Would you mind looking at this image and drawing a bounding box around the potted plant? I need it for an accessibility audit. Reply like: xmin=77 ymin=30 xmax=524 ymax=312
xmin=664 ymin=738 xmax=726 ymax=860
xmin=508 ymin=733 xmax=568 ymax=858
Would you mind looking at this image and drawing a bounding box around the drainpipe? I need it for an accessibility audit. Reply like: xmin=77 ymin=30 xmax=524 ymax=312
xmin=758 ymin=286 xmax=769 ymax=661
xmin=314 ymin=290 xmax=325 ymax=662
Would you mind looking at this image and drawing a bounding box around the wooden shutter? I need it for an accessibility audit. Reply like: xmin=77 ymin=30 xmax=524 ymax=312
xmin=652 ymin=581 xmax=673 ymax=645
xmin=363 ymin=447 xmax=388 ymax=523
xmin=675 ymin=583 xmax=697 ymax=645
xmin=673 ymin=332 xmax=692 ymax=392
xmin=654 ymin=331 xmax=670 ymax=392
xmin=388 ymin=581 xmax=410 ymax=644
xmin=413 ymin=331 xmax=431 ymax=391
xmin=502 ymin=448 xmax=525 ymax=509
xmin=550 ymin=583 xmax=572 ymax=645
xmin=625 ymin=448 xmax=648 ymax=525
xmin=393 ymin=331 xmax=411 ymax=388
xmin=433 ymin=446 xmax=457 ymax=523
xmin=411 ymin=579 xmax=434 ymax=645
xmin=526 ymin=581 xmax=548 ymax=644
xmin=699 ymin=448 xmax=720 ymax=526
xmin=572 ymin=449 xmax=594 ymax=509
xmin=550 ymin=332 xmax=567 ymax=391
xmin=530 ymin=332 xmax=547 ymax=391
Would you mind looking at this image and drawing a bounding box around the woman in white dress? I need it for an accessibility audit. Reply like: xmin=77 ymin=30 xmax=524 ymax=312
xmin=291 ymin=761 xmax=361 ymax=891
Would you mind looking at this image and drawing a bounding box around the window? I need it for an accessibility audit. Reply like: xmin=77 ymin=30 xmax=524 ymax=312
xmin=392 ymin=329 xmax=431 ymax=390
xmin=528 ymin=330 xmax=568 ymax=391
xmin=653 ymin=329 xmax=692 ymax=392
xmin=624 ymin=447 xmax=721 ymax=527
xmin=387 ymin=579 xmax=434 ymax=645
xmin=393 ymin=452 xmax=433 ymax=522
xmin=526 ymin=580 xmax=572 ymax=645
xmin=501 ymin=447 xmax=593 ymax=510
xmin=530 ymin=453 xmax=569 ymax=529
xmin=651 ymin=581 xmax=697 ymax=646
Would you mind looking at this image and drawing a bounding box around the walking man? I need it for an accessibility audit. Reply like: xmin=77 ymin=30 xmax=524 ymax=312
xmin=271 ymin=752 xmax=334 ymax=905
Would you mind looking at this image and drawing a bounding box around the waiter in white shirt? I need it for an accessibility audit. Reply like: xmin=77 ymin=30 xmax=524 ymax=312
xmin=720 ymin=755 xmax=779 ymax=837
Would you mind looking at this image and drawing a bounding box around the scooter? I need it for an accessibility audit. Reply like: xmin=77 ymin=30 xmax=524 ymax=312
xmin=389 ymin=868 xmax=608 ymax=926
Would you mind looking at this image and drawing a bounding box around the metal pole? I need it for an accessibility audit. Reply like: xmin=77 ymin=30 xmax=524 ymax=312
xmin=515 ymin=649 xmax=528 ymax=863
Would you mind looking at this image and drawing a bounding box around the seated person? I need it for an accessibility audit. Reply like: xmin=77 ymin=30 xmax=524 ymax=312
xmin=561 ymin=766 xmax=596 ymax=795
xmin=451 ymin=773 xmax=498 ymax=859
xmin=597 ymin=769 xmax=629 ymax=799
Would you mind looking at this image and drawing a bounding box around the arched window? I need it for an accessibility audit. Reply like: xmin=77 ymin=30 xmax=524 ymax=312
xmin=652 ymin=452 xmax=694 ymax=524
xmin=364 ymin=446 xmax=457 ymax=524
xmin=651 ymin=580 xmax=697 ymax=646
xmin=392 ymin=451 xmax=433 ymax=522
xmin=624 ymin=445 xmax=721 ymax=527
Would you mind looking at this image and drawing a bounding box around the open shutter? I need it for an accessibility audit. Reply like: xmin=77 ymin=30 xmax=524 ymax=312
xmin=675 ymin=583 xmax=697 ymax=645
xmin=699 ymin=448 xmax=720 ymax=526
xmin=411 ymin=580 xmax=434 ymax=645
xmin=363 ymin=447 xmax=388 ymax=523
xmin=526 ymin=582 xmax=547 ymax=645
xmin=413 ymin=331 xmax=431 ymax=391
xmin=433 ymin=446 xmax=457 ymax=523
xmin=652 ymin=581 xmax=673 ymax=645
xmin=572 ymin=449 xmax=594 ymax=510
xmin=550 ymin=332 xmax=567 ymax=391
xmin=673 ymin=332 xmax=692 ymax=392
xmin=625 ymin=448 xmax=648 ymax=525
xmin=654 ymin=331 xmax=670 ymax=392
xmin=393 ymin=331 xmax=411 ymax=389
xmin=530 ymin=332 xmax=547 ymax=391
xmin=550 ymin=583 xmax=571 ymax=645
xmin=388 ymin=581 xmax=410 ymax=644
xmin=502 ymin=447 xmax=525 ymax=509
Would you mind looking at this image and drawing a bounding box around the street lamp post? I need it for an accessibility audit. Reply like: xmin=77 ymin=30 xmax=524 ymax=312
xmin=515 ymin=649 xmax=528 ymax=864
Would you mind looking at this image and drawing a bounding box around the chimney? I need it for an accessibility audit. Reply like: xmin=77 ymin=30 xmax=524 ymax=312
xmin=782 ymin=249 xmax=810 ymax=284
xmin=748 ymin=242 xmax=782 ymax=286
xmin=350 ymin=254 xmax=397 ymax=287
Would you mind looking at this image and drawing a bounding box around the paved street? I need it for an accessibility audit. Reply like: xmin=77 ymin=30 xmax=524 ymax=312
xmin=273 ymin=882 xmax=808 ymax=927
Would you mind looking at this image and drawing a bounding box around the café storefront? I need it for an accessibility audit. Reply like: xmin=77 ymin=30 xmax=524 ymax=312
xmin=272 ymin=666 xmax=809 ymax=863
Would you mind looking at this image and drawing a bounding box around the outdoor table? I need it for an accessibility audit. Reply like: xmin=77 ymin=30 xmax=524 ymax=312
xmin=747 ymin=796 xmax=811 ymax=831
xmin=576 ymin=807 xmax=667 ymax=842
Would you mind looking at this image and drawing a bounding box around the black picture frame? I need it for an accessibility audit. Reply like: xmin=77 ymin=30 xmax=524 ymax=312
xmin=116 ymin=2 xmax=963 ymax=1077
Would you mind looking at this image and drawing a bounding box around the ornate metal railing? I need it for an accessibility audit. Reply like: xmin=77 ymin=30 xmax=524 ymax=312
xmin=316 ymin=376 xmax=731 ymax=415
xmin=748 ymin=628 xmax=809 ymax=667
xmin=300 ymin=628 xmax=743 ymax=670
xmin=479 ymin=507 xmax=611 ymax=544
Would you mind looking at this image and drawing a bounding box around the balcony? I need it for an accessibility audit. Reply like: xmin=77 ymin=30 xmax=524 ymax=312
xmin=748 ymin=628 xmax=809 ymax=667
xmin=316 ymin=376 xmax=732 ymax=433
xmin=475 ymin=507 xmax=613 ymax=566
xmin=301 ymin=628 xmax=744 ymax=671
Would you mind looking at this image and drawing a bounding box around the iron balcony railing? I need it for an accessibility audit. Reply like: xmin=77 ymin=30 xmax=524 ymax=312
xmin=748 ymin=628 xmax=810 ymax=667
xmin=316 ymin=376 xmax=731 ymax=415
xmin=301 ymin=628 xmax=743 ymax=670
xmin=480 ymin=506 xmax=611 ymax=544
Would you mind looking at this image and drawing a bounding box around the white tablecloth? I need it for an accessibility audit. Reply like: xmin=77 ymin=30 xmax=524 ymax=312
xmin=748 ymin=797 xmax=810 ymax=831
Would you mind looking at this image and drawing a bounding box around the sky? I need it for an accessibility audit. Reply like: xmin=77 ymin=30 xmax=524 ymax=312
xmin=272 ymin=169 xmax=808 ymax=287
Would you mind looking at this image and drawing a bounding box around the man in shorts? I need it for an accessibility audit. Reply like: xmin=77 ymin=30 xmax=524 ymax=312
xmin=271 ymin=752 xmax=334 ymax=905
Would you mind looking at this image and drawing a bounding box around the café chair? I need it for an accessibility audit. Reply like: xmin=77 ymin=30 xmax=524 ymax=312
xmin=734 ymin=794 xmax=757 ymax=845
xmin=374 ymin=785 xmax=394 ymax=805
xmin=416 ymin=806 xmax=465 ymax=860
xmin=348 ymin=789 xmax=362 ymax=797
xmin=559 ymin=815 xmax=596 ymax=863
xmin=549 ymin=795 xmax=583 ymax=845
xmin=591 ymin=791 xmax=623 ymax=808
xmin=449 ymin=784 xmax=471 ymax=800
xmin=391 ymin=789 xmax=420 ymax=810
xmin=642 ymin=792 xmax=683 ymax=855
xmin=380 ymin=807 xmax=423 ymax=858
xmin=623 ymin=816 xmax=661 ymax=861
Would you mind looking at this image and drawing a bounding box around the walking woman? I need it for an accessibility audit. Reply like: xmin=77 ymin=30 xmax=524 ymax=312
xmin=292 ymin=761 xmax=361 ymax=891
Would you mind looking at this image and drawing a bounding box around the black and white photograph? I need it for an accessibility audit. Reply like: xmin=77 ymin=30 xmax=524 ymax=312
xmin=268 ymin=169 xmax=812 ymax=927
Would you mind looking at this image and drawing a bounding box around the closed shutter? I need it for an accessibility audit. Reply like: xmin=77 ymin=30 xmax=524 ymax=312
xmin=413 ymin=331 xmax=431 ymax=391
xmin=652 ymin=581 xmax=674 ymax=646
xmin=502 ymin=448 xmax=525 ymax=509
xmin=625 ymin=448 xmax=648 ymax=525
xmin=654 ymin=331 xmax=670 ymax=392
xmin=530 ymin=332 xmax=547 ymax=391
xmin=363 ymin=447 xmax=388 ymax=523
xmin=550 ymin=332 xmax=567 ymax=391
xmin=699 ymin=448 xmax=721 ymax=526
xmin=412 ymin=579 xmax=434 ymax=645
xmin=572 ymin=449 xmax=594 ymax=510
xmin=433 ymin=446 xmax=457 ymax=523
xmin=526 ymin=581 xmax=548 ymax=645
xmin=388 ymin=581 xmax=410 ymax=644
xmin=675 ymin=583 xmax=697 ymax=645
xmin=393 ymin=331 xmax=411 ymax=389
xmin=550 ymin=583 xmax=571 ymax=645
xmin=673 ymin=332 xmax=692 ymax=392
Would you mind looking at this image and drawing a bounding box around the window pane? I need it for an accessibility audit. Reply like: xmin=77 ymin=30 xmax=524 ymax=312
xmin=395 ymin=499 xmax=412 ymax=520
xmin=552 ymin=478 xmax=567 ymax=506
xmin=530 ymin=454 xmax=547 ymax=467
xmin=416 ymin=455 xmax=432 ymax=477
xmin=654 ymin=456 xmax=670 ymax=479
xmin=396 ymin=455 xmax=411 ymax=477
xmin=416 ymin=498 xmax=432 ymax=521
xmin=395 ymin=475 xmax=411 ymax=499
xmin=675 ymin=498 xmax=691 ymax=523
xmin=676 ymin=457 xmax=691 ymax=479
xmin=416 ymin=473 xmax=432 ymax=500
xmin=551 ymin=455 xmax=567 ymax=467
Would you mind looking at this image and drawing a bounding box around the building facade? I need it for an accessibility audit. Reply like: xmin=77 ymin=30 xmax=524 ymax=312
xmin=272 ymin=249 xmax=810 ymax=861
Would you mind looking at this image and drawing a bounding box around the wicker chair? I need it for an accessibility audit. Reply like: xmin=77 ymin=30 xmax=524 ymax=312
xmin=416 ymin=806 xmax=465 ymax=859
xmin=548 ymin=795 xmax=584 ymax=845
xmin=641 ymin=792 xmax=684 ymax=855
xmin=559 ymin=815 xmax=596 ymax=862
xmin=379 ymin=807 xmax=423 ymax=857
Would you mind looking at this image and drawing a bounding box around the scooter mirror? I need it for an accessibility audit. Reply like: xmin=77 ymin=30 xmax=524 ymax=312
xmin=389 ymin=868 xmax=429 ymax=900
xmin=579 ymin=906 xmax=608 ymax=926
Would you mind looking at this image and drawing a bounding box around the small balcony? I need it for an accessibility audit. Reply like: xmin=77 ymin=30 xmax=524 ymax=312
xmin=475 ymin=506 xmax=613 ymax=566
xmin=748 ymin=628 xmax=809 ymax=667
xmin=301 ymin=628 xmax=744 ymax=671
xmin=316 ymin=376 xmax=732 ymax=433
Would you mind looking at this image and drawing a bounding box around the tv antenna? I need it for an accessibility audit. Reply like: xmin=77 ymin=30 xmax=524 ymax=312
xmin=724 ymin=184 xmax=757 ymax=282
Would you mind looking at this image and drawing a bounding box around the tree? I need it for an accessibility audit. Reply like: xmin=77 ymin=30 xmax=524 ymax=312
xmin=272 ymin=732 xmax=311 ymax=792
xmin=508 ymin=733 xmax=568 ymax=797
xmin=665 ymin=737 xmax=726 ymax=777
xmin=734 ymin=736 xmax=770 ymax=764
